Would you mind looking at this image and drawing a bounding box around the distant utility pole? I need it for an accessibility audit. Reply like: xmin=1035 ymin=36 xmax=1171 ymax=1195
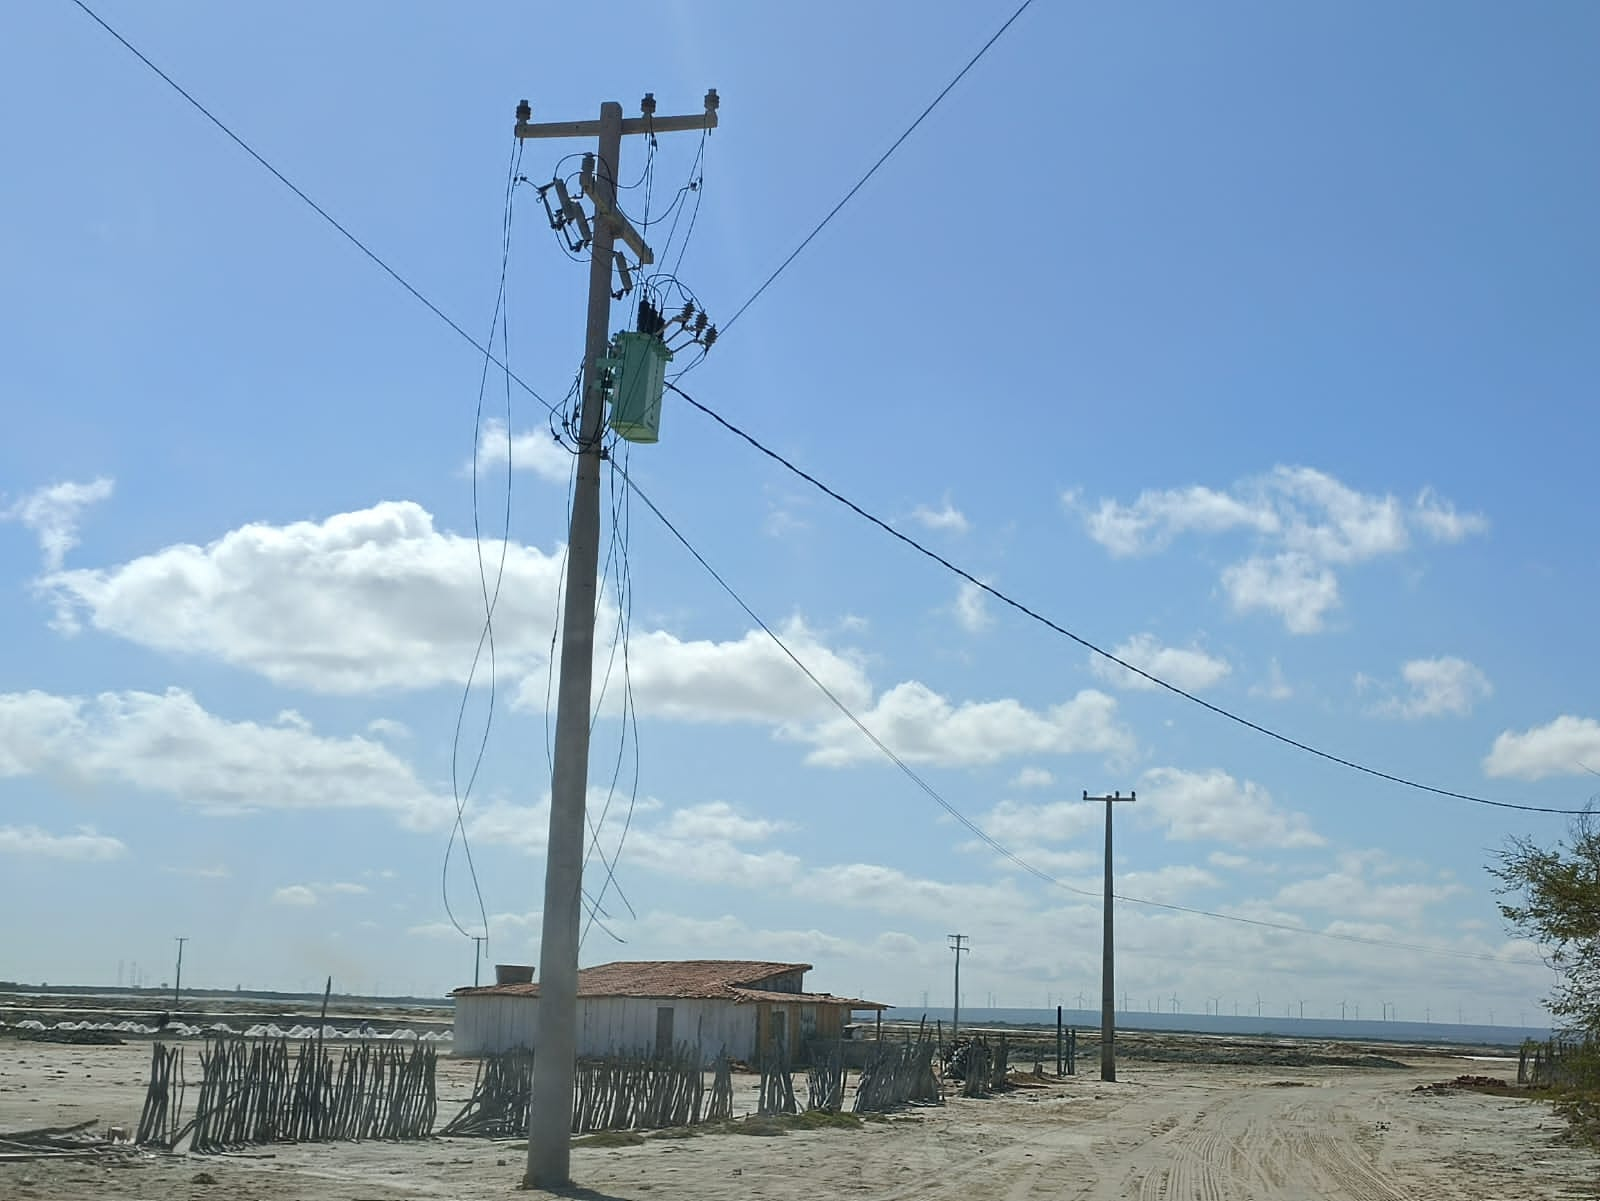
xmin=471 ymin=936 xmax=487 ymax=988
xmin=948 ymin=934 xmax=969 ymax=1039
xmin=172 ymin=938 xmax=187 ymax=1009
xmin=1084 ymin=790 xmax=1134 ymax=1082
xmin=514 ymin=90 xmax=718 ymax=1194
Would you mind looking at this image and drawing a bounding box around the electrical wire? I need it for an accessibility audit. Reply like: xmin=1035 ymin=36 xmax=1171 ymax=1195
xmin=66 ymin=0 xmax=560 ymax=419
xmin=617 ymin=467 xmax=1535 ymax=968
xmin=75 ymin=0 xmax=1581 ymax=821
xmin=665 ymin=383 xmax=1586 ymax=819
xmin=583 ymin=447 xmax=645 ymax=947
xmin=719 ymin=0 xmax=1038 ymax=337
xmin=441 ymin=140 xmax=522 ymax=945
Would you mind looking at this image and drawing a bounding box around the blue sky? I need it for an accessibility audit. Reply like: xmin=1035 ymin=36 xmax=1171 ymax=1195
xmin=2 ymin=1 xmax=1597 ymax=1023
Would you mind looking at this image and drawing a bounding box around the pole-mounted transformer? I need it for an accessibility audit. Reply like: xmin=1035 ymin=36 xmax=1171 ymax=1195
xmin=600 ymin=327 xmax=673 ymax=444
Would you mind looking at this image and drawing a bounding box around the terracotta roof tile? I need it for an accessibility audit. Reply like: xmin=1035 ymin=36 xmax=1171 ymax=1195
xmin=453 ymin=959 xmax=810 ymax=1000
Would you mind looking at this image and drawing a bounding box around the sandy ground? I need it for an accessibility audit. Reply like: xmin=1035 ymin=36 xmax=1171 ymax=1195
xmin=3 ymin=1040 xmax=1596 ymax=1200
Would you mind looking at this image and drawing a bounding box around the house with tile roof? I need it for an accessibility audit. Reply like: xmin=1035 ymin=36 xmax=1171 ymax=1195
xmin=450 ymin=959 xmax=887 ymax=1063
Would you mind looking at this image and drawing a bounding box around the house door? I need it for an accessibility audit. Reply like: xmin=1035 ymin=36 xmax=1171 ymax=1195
xmin=770 ymin=1008 xmax=787 ymax=1058
xmin=656 ymin=1006 xmax=675 ymax=1055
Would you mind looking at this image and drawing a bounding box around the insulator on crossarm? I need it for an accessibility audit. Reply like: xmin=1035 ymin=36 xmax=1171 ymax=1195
xmin=693 ymin=311 xmax=708 ymax=335
xmin=703 ymin=325 xmax=718 ymax=349
xmin=679 ymin=302 xmax=695 ymax=323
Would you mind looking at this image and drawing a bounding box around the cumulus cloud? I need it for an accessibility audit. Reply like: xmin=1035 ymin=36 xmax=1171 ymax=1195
xmin=801 ymin=683 xmax=1133 ymax=768
xmin=661 ymin=801 xmax=792 ymax=843
xmin=0 ymin=687 xmax=451 ymax=828
xmin=1089 ymin=633 xmax=1231 ymax=692
xmin=953 ymin=581 xmax=991 ymax=633
xmin=908 ymin=501 xmax=970 ymax=535
xmin=978 ymin=798 xmax=1099 ymax=845
xmin=1249 ymin=659 xmax=1293 ymax=701
xmin=1273 ymin=867 xmax=1463 ymax=923
xmin=163 ymin=864 xmax=231 ymax=880
xmin=471 ymin=418 xmax=575 ymax=484
xmin=2 ymin=478 xmax=114 ymax=571
xmin=573 ymin=622 xmax=872 ymax=725
xmin=272 ymin=882 xmax=368 ymax=907
xmin=469 ymin=796 xmax=802 ymax=891
xmin=1071 ymin=468 xmax=1486 ymax=633
xmin=42 ymin=502 xmax=571 ymax=693
xmin=1366 ymin=656 xmax=1492 ymax=719
xmin=1138 ymin=767 xmax=1324 ymax=849
xmin=1221 ymin=553 xmax=1341 ymax=633
xmin=0 ymin=824 xmax=126 ymax=862
xmin=1484 ymin=716 xmax=1600 ymax=781
xmin=1010 ymin=767 xmax=1055 ymax=790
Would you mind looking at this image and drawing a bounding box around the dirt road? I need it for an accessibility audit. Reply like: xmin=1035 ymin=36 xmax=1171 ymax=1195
xmin=2 ymin=1043 xmax=1594 ymax=1200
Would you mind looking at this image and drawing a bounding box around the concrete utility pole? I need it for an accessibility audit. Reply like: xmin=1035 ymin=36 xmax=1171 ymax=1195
xmin=514 ymin=91 xmax=718 ymax=1193
xmin=172 ymin=937 xmax=187 ymax=1009
xmin=948 ymin=934 xmax=969 ymax=1040
xmin=1084 ymin=790 xmax=1134 ymax=1082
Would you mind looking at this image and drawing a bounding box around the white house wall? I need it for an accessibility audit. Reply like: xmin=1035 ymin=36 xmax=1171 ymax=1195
xmin=453 ymin=996 xmax=758 ymax=1062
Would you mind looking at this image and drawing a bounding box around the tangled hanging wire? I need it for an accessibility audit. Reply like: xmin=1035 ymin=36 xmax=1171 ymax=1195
xmin=441 ymin=137 xmax=525 ymax=950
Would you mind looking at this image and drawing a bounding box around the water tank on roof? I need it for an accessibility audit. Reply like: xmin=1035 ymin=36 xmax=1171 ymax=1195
xmin=494 ymin=964 xmax=534 ymax=986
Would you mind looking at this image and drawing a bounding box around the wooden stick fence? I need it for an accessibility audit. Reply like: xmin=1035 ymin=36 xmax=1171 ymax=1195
xmin=758 ymin=1033 xmax=798 ymax=1116
xmin=853 ymin=1030 xmax=940 ymax=1113
xmin=135 ymin=1043 xmax=185 ymax=1147
xmin=443 ymin=1046 xmax=717 ymax=1137
xmin=705 ymin=1052 xmax=734 ymax=1121
xmin=806 ymin=1042 xmax=845 ymax=1112
xmin=137 ymin=1035 xmax=436 ymax=1152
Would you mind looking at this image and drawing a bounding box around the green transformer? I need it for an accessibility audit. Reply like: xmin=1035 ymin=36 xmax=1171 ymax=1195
xmin=602 ymin=331 xmax=673 ymax=444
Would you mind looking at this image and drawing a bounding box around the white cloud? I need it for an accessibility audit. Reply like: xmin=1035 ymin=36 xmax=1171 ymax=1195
xmin=0 ymin=824 xmax=126 ymax=862
xmin=1274 ymin=868 xmax=1463 ymax=923
xmin=163 ymin=864 xmax=230 ymax=880
xmin=1249 ymin=659 xmax=1293 ymax=701
xmin=802 ymin=683 xmax=1133 ymax=768
xmin=1207 ymin=851 xmax=1251 ymax=871
xmin=1120 ymin=864 xmax=1219 ymax=901
xmin=1077 ymin=485 xmax=1277 ymax=556
xmin=468 ymin=796 xmax=803 ymax=891
xmin=1221 ymin=553 xmax=1340 ymax=633
xmin=1484 ymin=716 xmax=1600 ymax=781
xmin=2 ymin=478 xmax=114 ymax=571
xmin=1368 ymin=656 xmax=1492 ymax=719
xmin=0 ymin=687 xmax=451 ymax=828
xmin=1138 ymin=767 xmax=1324 ymax=849
xmin=661 ymin=801 xmax=791 ymax=843
xmin=1412 ymin=488 xmax=1490 ymax=542
xmin=366 ymin=718 xmax=411 ymax=741
xmin=272 ymin=881 xmax=369 ymax=906
xmin=978 ymin=798 xmax=1099 ymax=845
xmin=1075 ymin=468 xmax=1486 ymax=633
xmin=42 ymin=502 xmax=571 ymax=693
xmin=806 ymin=862 xmax=1030 ymax=924
xmin=471 ymin=418 xmax=574 ymax=484
xmin=953 ymin=581 xmax=991 ymax=633
xmin=908 ymin=501 xmax=970 ymax=535
xmin=1010 ymin=767 xmax=1055 ymax=790
xmin=578 ymin=622 xmax=872 ymax=725
xmin=1089 ymin=633 xmax=1231 ymax=692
